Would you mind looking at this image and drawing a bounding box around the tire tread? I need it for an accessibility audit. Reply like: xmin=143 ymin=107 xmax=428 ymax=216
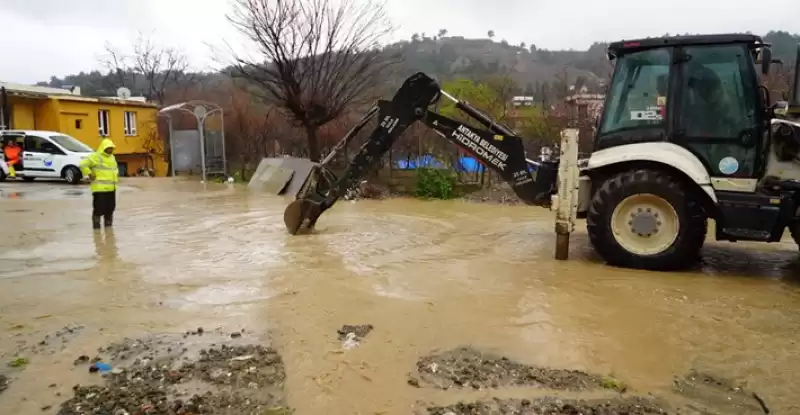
xmin=586 ymin=169 xmax=707 ymax=270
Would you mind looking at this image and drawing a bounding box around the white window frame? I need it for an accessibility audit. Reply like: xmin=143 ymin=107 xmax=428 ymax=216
xmin=98 ymin=110 xmax=110 ymax=137
xmin=124 ymin=111 xmax=137 ymax=136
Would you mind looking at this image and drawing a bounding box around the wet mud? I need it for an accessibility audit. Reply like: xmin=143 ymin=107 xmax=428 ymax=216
xmin=2 ymin=179 xmax=800 ymax=414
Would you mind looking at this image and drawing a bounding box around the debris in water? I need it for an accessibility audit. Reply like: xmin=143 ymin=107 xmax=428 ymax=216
xmin=230 ymin=332 xmax=242 ymax=339
xmin=342 ymin=333 xmax=360 ymax=350
xmin=73 ymin=355 xmax=90 ymax=365
xmin=337 ymin=324 xmax=373 ymax=340
xmin=752 ymin=392 xmax=770 ymax=414
xmin=673 ymin=369 xmax=766 ymax=414
xmin=0 ymin=374 xmax=10 ymax=395
xmin=89 ymin=362 xmax=112 ymax=373
xmin=8 ymin=357 xmax=29 ymax=368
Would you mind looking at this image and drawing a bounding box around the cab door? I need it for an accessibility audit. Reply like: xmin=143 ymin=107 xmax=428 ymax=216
xmin=673 ymin=44 xmax=764 ymax=180
xmin=23 ymin=135 xmax=63 ymax=177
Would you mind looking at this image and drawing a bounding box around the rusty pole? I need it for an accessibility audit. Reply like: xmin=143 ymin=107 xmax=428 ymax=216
xmin=554 ymin=128 xmax=580 ymax=260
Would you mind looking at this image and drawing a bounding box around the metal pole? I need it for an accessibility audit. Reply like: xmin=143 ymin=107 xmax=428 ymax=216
xmin=168 ymin=117 xmax=176 ymax=177
xmin=218 ymin=109 xmax=226 ymax=175
xmin=198 ymin=115 xmax=207 ymax=182
xmin=554 ymin=128 xmax=580 ymax=260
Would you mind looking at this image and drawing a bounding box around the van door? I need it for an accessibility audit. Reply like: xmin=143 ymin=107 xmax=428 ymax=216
xmin=24 ymin=135 xmax=64 ymax=178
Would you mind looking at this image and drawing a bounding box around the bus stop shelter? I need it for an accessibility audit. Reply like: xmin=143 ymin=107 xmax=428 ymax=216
xmin=159 ymin=100 xmax=226 ymax=181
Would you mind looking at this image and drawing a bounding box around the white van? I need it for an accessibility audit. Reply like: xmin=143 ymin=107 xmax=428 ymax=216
xmin=0 ymin=130 xmax=94 ymax=184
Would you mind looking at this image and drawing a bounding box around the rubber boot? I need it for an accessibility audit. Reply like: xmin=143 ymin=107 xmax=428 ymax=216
xmin=104 ymin=214 xmax=113 ymax=227
xmin=92 ymin=215 xmax=102 ymax=230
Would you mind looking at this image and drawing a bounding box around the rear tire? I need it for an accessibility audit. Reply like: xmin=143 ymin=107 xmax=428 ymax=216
xmin=64 ymin=166 xmax=82 ymax=185
xmin=586 ymin=169 xmax=707 ymax=271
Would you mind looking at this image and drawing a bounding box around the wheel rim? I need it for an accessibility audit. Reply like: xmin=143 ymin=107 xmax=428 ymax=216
xmin=66 ymin=169 xmax=74 ymax=181
xmin=610 ymin=193 xmax=680 ymax=256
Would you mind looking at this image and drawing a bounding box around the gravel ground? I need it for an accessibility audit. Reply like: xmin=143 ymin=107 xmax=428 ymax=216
xmin=424 ymin=396 xmax=670 ymax=415
xmin=408 ymin=346 xmax=620 ymax=392
xmin=56 ymin=331 xmax=289 ymax=415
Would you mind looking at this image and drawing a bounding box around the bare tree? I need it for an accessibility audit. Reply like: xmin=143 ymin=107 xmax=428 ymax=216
xmin=226 ymin=0 xmax=398 ymax=162
xmin=99 ymin=33 xmax=194 ymax=105
xmin=100 ymin=43 xmax=132 ymax=88
xmin=130 ymin=34 xmax=193 ymax=105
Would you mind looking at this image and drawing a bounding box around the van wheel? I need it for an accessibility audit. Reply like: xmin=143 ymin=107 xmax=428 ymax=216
xmin=586 ymin=169 xmax=707 ymax=271
xmin=64 ymin=166 xmax=82 ymax=185
xmin=22 ymin=177 xmax=35 ymax=182
xmin=0 ymin=171 xmax=6 ymax=182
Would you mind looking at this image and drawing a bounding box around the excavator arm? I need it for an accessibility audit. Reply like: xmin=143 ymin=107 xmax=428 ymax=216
xmin=283 ymin=72 xmax=559 ymax=234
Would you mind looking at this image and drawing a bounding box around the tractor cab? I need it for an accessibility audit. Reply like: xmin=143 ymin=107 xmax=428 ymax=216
xmin=571 ymin=34 xmax=800 ymax=270
xmin=595 ymin=34 xmax=772 ymax=180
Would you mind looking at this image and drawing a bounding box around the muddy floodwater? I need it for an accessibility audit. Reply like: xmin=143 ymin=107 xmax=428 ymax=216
xmin=1 ymin=178 xmax=800 ymax=414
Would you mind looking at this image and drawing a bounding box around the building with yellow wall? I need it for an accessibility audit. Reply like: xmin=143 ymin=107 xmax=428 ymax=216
xmin=0 ymin=82 xmax=168 ymax=177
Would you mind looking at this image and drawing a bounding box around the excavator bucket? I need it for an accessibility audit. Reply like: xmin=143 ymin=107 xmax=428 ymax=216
xmin=283 ymin=198 xmax=323 ymax=235
xmin=248 ymin=155 xmax=341 ymax=235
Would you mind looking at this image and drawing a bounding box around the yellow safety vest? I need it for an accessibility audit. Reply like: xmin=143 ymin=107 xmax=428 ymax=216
xmin=80 ymin=139 xmax=119 ymax=193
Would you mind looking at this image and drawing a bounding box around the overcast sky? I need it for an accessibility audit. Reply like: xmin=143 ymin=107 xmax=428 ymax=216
xmin=1 ymin=0 xmax=799 ymax=84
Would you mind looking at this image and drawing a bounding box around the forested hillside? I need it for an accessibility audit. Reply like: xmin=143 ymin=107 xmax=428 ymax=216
xmin=34 ymin=30 xmax=800 ymax=101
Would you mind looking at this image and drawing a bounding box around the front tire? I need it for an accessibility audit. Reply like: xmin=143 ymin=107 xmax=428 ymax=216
xmin=586 ymin=169 xmax=707 ymax=271
xmin=64 ymin=166 xmax=82 ymax=185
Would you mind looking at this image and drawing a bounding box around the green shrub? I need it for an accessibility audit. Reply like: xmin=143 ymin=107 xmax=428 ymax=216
xmin=414 ymin=168 xmax=457 ymax=199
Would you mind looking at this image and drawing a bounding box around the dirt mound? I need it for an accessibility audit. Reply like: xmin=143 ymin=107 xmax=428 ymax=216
xmin=425 ymin=396 xmax=669 ymax=415
xmin=57 ymin=335 xmax=289 ymax=415
xmin=411 ymin=346 xmax=615 ymax=391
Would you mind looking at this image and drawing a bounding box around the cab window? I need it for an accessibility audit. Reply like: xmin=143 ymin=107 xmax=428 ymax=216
xmin=677 ymin=44 xmax=761 ymax=177
xmin=26 ymin=135 xmax=64 ymax=155
xmin=600 ymin=48 xmax=671 ymax=135
xmin=678 ymin=44 xmax=759 ymax=138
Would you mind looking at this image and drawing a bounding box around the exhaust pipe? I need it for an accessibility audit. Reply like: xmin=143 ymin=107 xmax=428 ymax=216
xmin=792 ymin=43 xmax=800 ymax=108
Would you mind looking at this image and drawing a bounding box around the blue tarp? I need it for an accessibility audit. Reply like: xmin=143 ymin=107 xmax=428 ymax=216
xmin=395 ymin=155 xmax=485 ymax=173
xmin=395 ymin=155 xmax=538 ymax=174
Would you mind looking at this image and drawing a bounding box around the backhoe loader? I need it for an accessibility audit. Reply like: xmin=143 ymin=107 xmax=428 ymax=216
xmin=272 ymin=33 xmax=800 ymax=271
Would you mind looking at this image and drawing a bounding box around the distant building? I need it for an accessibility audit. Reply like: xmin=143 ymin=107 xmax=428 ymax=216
xmin=511 ymin=96 xmax=535 ymax=107
xmin=0 ymin=81 xmax=167 ymax=176
xmin=564 ymin=92 xmax=605 ymax=120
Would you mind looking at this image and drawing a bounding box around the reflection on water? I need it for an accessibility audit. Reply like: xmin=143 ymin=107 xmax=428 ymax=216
xmin=1 ymin=178 xmax=800 ymax=414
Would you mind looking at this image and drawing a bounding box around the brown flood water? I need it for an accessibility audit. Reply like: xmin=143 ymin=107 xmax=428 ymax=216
xmin=1 ymin=178 xmax=800 ymax=414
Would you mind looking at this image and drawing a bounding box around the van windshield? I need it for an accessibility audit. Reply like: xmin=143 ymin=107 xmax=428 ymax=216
xmin=49 ymin=135 xmax=93 ymax=153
